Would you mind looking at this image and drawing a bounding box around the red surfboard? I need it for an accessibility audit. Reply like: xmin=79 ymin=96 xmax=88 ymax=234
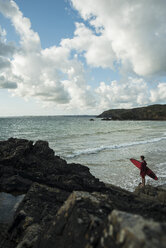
xmin=130 ymin=158 xmax=158 ymax=180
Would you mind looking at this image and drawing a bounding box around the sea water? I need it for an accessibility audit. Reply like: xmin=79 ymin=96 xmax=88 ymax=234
xmin=0 ymin=116 xmax=166 ymax=191
xmin=0 ymin=193 xmax=24 ymax=223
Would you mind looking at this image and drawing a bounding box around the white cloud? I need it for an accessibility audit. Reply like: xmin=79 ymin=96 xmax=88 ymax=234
xmin=150 ymin=83 xmax=166 ymax=103
xmin=96 ymin=77 xmax=150 ymax=110
xmin=0 ymin=0 xmax=165 ymax=114
xmin=0 ymin=24 xmax=17 ymax=89
xmin=71 ymin=0 xmax=166 ymax=77
xmin=0 ymin=0 xmax=96 ymax=110
xmin=61 ymin=22 xmax=115 ymax=68
xmin=0 ymin=0 xmax=40 ymax=52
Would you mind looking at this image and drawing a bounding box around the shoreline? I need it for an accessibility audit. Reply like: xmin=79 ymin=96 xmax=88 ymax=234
xmin=0 ymin=138 xmax=166 ymax=248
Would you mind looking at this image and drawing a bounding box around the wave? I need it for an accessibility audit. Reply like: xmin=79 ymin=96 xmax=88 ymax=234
xmin=155 ymin=162 xmax=166 ymax=168
xmin=56 ymin=131 xmax=113 ymax=139
xmin=65 ymin=136 xmax=166 ymax=158
xmin=55 ymin=128 xmax=143 ymax=140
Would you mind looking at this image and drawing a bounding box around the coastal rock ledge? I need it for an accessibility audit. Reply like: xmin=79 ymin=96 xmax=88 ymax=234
xmin=0 ymin=138 xmax=166 ymax=248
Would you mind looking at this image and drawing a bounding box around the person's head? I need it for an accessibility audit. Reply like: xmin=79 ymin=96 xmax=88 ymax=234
xmin=140 ymin=155 xmax=145 ymax=161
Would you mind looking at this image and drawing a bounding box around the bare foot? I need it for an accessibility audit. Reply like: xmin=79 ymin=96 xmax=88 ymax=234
xmin=140 ymin=183 xmax=145 ymax=188
xmin=138 ymin=183 xmax=143 ymax=188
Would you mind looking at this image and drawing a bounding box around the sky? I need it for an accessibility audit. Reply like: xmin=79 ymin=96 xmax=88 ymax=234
xmin=0 ymin=0 xmax=166 ymax=116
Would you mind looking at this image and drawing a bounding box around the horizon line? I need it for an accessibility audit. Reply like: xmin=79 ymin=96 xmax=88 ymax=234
xmin=0 ymin=114 xmax=97 ymax=118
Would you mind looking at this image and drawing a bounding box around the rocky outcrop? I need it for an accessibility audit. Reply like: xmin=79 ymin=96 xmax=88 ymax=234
xmin=98 ymin=210 xmax=166 ymax=248
xmin=35 ymin=190 xmax=114 ymax=248
xmin=5 ymin=183 xmax=69 ymax=248
xmin=134 ymin=184 xmax=166 ymax=203
xmin=97 ymin=104 xmax=166 ymax=120
xmin=101 ymin=118 xmax=112 ymax=121
xmin=0 ymin=138 xmax=104 ymax=194
xmin=5 ymin=186 xmax=166 ymax=248
xmin=0 ymin=138 xmax=166 ymax=248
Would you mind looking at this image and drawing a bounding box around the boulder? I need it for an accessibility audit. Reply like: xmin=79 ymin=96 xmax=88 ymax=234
xmin=35 ymin=191 xmax=114 ymax=248
xmin=98 ymin=210 xmax=166 ymax=248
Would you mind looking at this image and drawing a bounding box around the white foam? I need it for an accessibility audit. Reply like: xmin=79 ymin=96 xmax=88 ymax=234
xmin=155 ymin=162 xmax=166 ymax=168
xmin=66 ymin=136 xmax=166 ymax=158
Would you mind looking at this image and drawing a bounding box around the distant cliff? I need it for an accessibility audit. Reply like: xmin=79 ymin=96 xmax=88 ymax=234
xmin=97 ymin=104 xmax=166 ymax=120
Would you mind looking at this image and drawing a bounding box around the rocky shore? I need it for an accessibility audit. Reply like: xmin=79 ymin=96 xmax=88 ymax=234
xmin=97 ymin=104 xmax=166 ymax=120
xmin=0 ymin=138 xmax=166 ymax=248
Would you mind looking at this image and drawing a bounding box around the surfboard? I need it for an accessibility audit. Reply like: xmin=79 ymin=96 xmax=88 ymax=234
xmin=130 ymin=158 xmax=158 ymax=180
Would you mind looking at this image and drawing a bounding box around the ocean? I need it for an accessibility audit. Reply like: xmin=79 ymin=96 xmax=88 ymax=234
xmin=0 ymin=116 xmax=166 ymax=191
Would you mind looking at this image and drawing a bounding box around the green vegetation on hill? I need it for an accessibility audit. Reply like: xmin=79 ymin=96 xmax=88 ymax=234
xmin=97 ymin=104 xmax=166 ymax=120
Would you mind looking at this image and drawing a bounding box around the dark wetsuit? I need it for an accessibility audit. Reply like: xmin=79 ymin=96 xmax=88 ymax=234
xmin=140 ymin=160 xmax=147 ymax=178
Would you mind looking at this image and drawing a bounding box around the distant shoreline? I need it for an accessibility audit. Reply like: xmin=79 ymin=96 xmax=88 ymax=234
xmin=97 ymin=104 xmax=166 ymax=120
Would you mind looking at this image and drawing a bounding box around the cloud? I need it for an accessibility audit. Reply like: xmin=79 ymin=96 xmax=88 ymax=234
xmin=0 ymin=75 xmax=17 ymax=89
xmin=0 ymin=0 xmax=40 ymax=51
xmin=150 ymin=83 xmax=166 ymax=103
xmin=0 ymin=24 xmax=17 ymax=89
xmin=0 ymin=25 xmax=16 ymax=68
xmin=95 ymin=77 xmax=150 ymax=110
xmin=61 ymin=22 xmax=115 ymax=68
xmin=0 ymin=0 xmax=165 ymax=113
xmin=70 ymin=0 xmax=166 ymax=77
xmin=0 ymin=35 xmax=15 ymax=57
xmin=0 ymin=0 xmax=95 ymax=110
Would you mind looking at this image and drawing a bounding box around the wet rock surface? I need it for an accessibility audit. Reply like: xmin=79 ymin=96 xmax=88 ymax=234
xmin=0 ymin=138 xmax=166 ymax=248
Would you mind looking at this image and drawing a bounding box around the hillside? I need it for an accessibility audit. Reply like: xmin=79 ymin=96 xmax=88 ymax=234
xmin=97 ymin=104 xmax=166 ymax=120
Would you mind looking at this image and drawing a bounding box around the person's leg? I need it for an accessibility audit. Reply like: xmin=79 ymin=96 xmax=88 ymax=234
xmin=142 ymin=177 xmax=145 ymax=187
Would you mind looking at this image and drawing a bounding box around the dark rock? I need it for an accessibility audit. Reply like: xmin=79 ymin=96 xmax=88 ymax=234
xmin=101 ymin=117 xmax=112 ymax=121
xmin=0 ymin=138 xmax=166 ymax=248
xmin=97 ymin=210 xmax=166 ymax=248
xmin=6 ymin=183 xmax=69 ymax=247
xmin=134 ymin=184 xmax=166 ymax=203
xmin=97 ymin=104 xmax=166 ymax=120
xmin=25 ymin=189 xmax=166 ymax=248
xmin=0 ymin=138 xmax=105 ymax=194
xmin=0 ymin=224 xmax=15 ymax=248
xmin=35 ymin=191 xmax=114 ymax=248
xmin=104 ymin=183 xmax=166 ymax=223
xmin=158 ymin=183 xmax=166 ymax=191
xmin=0 ymin=175 xmax=33 ymax=193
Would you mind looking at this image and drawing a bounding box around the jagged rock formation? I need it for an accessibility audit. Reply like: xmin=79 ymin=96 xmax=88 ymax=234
xmin=0 ymin=138 xmax=104 ymax=194
xmin=97 ymin=104 xmax=166 ymax=120
xmin=0 ymin=138 xmax=166 ymax=248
